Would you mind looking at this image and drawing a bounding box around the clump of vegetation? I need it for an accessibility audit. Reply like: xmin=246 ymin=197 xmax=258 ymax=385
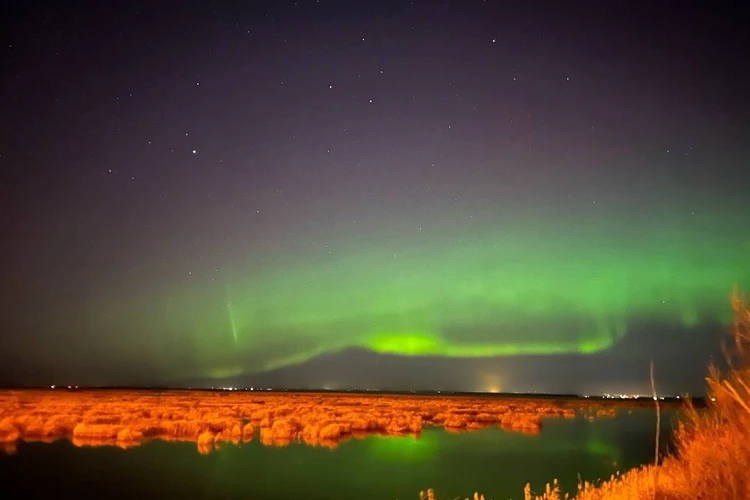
xmin=0 ymin=384 xmax=620 ymax=455
xmin=434 ymin=291 xmax=750 ymax=500
xmin=420 ymin=489 xmax=485 ymax=500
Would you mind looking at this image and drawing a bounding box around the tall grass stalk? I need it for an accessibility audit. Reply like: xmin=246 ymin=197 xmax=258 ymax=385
xmin=650 ymin=359 xmax=660 ymax=497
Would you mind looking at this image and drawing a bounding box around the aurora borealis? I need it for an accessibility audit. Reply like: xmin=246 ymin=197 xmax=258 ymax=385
xmin=2 ymin=1 xmax=749 ymax=393
xmin=145 ymin=213 xmax=749 ymax=378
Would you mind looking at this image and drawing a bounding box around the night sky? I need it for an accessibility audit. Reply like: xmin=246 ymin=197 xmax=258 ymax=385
xmin=2 ymin=1 xmax=749 ymax=394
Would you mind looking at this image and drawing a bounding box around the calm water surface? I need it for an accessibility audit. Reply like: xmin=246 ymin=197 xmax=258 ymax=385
xmin=0 ymin=409 xmax=675 ymax=500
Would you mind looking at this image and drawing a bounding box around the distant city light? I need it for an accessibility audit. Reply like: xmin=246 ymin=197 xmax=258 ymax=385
xmin=598 ymin=393 xmax=669 ymax=400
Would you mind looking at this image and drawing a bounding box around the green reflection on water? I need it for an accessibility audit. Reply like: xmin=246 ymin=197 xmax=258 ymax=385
xmin=367 ymin=433 xmax=438 ymax=462
xmin=0 ymin=410 xmax=675 ymax=500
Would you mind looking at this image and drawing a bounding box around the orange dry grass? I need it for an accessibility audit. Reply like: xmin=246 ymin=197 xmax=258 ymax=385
xmin=0 ymin=388 xmax=634 ymax=455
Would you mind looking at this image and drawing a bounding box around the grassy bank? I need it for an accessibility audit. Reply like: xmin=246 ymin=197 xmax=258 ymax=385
xmin=425 ymin=291 xmax=750 ymax=500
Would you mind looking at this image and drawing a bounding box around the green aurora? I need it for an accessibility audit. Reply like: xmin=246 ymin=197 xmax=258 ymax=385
xmin=100 ymin=211 xmax=750 ymax=380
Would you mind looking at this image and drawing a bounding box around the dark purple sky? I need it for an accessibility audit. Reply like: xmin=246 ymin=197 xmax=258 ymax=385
xmin=1 ymin=1 xmax=749 ymax=394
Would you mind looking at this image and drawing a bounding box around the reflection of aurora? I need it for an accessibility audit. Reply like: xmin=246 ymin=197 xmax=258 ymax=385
xmin=365 ymin=424 xmax=625 ymax=465
xmin=367 ymin=433 xmax=438 ymax=462
xmin=98 ymin=216 xmax=749 ymax=378
xmin=585 ymin=435 xmax=621 ymax=462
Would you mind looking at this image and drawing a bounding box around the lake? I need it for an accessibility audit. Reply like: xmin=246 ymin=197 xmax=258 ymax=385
xmin=0 ymin=408 xmax=675 ymax=500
